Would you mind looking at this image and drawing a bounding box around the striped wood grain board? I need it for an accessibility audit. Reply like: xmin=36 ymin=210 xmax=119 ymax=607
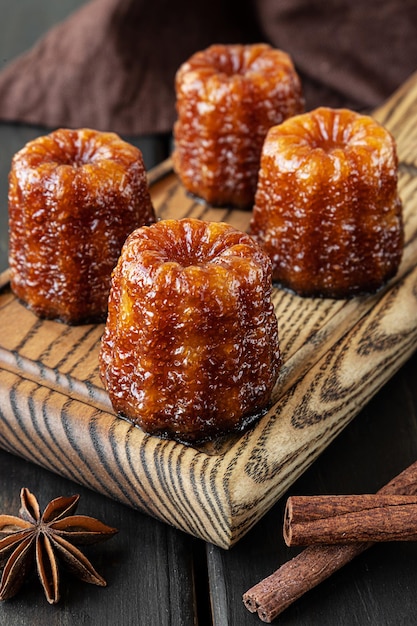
xmin=1 ymin=74 xmax=417 ymax=548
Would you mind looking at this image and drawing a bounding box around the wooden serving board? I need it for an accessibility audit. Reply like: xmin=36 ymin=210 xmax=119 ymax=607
xmin=1 ymin=75 xmax=417 ymax=549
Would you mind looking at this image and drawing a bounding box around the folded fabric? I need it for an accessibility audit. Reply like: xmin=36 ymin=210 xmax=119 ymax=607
xmin=0 ymin=0 xmax=415 ymax=135
xmin=257 ymin=0 xmax=417 ymax=113
xmin=0 ymin=0 xmax=260 ymax=134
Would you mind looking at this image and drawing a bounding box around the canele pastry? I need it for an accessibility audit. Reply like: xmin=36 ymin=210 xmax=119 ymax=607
xmin=173 ymin=43 xmax=304 ymax=209
xmin=249 ymin=107 xmax=404 ymax=298
xmin=8 ymin=128 xmax=155 ymax=324
xmin=99 ymin=218 xmax=281 ymax=443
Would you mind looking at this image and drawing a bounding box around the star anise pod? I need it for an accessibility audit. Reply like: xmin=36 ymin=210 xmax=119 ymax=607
xmin=0 ymin=488 xmax=118 ymax=604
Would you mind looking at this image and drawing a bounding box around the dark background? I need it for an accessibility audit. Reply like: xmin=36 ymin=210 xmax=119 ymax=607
xmin=0 ymin=2 xmax=416 ymax=625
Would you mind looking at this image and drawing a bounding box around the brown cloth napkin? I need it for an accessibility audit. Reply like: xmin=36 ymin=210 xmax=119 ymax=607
xmin=257 ymin=0 xmax=417 ymax=113
xmin=0 ymin=0 xmax=416 ymax=135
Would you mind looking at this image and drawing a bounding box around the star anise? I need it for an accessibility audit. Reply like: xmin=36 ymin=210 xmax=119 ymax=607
xmin=0 ymin=488 xmax=118 ymax=604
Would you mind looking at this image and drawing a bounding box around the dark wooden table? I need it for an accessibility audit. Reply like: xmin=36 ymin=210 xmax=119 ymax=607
xmin=0 ymin=2 xmax=416 ymax=624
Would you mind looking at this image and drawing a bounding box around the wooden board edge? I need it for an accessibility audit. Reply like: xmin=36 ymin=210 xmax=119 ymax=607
xmin=2 ymin=255 xmax=415 ymax=549
xmin=147 ymin=156 xmax=173 ymax=186
xmin=0 ymin=268 xmax=10 ymax=289
xmin=0 ymin=364 xmax=235 ymax=548
xmin=225 ymin=261 xmax=417 ymax=544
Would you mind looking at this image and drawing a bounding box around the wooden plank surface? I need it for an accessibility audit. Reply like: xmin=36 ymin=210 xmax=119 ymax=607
xmin=0 ymin=3 xmax=416 ymax=624
xmin=0 ymin=448 xmax=201 ymax=626
xmin=207 ymin=350 xmax=417 ymax=625
xmin=0 ymin=4 xmax=203 ymax=625
xmin=1 ymin=72 xmax=417 ymax=548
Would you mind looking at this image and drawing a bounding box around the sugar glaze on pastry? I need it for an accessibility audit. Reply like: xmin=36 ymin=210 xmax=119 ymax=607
xmin=173 ymin=43 xmax=304 ymax=209
xmin=99 ymin=218 xmax=281 ymax=443
xmin=8 ymin=128 xmax=155 ymax=323
xmin=249 ymin=107 xmax=403 ymax=298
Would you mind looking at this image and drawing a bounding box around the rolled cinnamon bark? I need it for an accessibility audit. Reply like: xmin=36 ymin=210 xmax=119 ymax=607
xmin=284 ymin=494 xmax=417 ymax=546
xmin=242 ymin=459 xmax=417 ymax=623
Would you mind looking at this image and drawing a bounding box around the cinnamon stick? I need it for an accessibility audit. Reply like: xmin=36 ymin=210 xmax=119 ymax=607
xmin=242 ymin=459 xmax=417 ymax=623
xmin=284 ymin=494 xmax=417 ymax=546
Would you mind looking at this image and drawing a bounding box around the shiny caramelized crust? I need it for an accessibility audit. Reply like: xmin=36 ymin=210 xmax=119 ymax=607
xmin=249 ymin=107 xmax=404 ymax=298
xmin=9 ymin=128 xmax=155 ymax=323
xmin=99 ymin=218 xmax=281 ymax=443
xmin=173 ymin=43 xmax=304 ymax=209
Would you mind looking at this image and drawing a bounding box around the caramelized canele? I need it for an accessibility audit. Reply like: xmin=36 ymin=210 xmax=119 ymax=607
xmin=99 ymin=218 xmax=281 ymax=443
xmin=173 ymin=43 xmax=304 ymax=209
xmin=8 ymin=128 xmax=155 ymax=324
xmin=249 ymin=107 xmax=404 ymax=298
